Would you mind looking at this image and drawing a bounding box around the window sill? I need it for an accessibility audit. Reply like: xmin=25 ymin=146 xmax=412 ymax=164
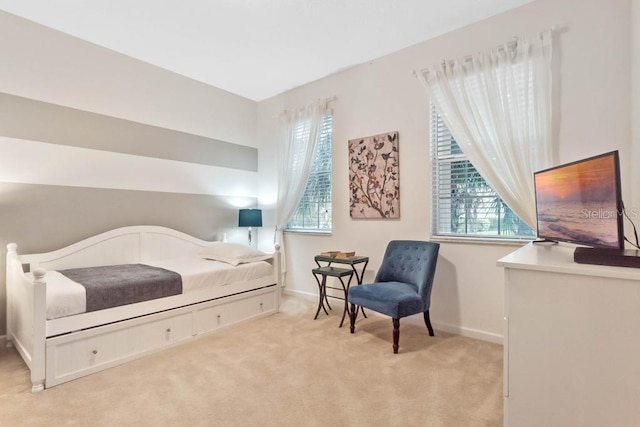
xmin=430 ymin=235 xmax=533 ymax=246
xmin=284 ymin=229 xmax=332 ymax=236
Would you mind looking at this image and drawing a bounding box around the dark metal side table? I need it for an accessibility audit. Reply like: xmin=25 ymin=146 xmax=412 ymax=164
xmin=312 ymin=255 xmax=369 ymax=327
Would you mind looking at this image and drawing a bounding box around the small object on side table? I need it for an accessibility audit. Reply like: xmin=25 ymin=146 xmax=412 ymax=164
xmin=320 ymin=251 xmax=340 ymax=258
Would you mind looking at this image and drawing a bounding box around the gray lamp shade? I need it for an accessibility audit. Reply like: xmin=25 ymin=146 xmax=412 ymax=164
xmin=238 ymin=209 xmax=263 ymax=227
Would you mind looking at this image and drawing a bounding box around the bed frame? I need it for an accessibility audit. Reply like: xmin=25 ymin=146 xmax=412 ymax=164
xmin=5 ymin=225 xmax=281 ymax=391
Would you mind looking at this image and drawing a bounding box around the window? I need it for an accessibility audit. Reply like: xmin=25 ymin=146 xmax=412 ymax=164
xmin=287 ymin=115 xmax=333 ymax=232
xmin=430 ymin=107 xmax=534 ymax=240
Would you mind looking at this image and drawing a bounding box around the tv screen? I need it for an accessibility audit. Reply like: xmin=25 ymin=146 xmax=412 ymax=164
xmin=534 ymin=151 xmax=624 ymax=249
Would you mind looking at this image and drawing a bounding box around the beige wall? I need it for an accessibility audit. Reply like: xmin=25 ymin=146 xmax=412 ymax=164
xmin=0 ymin=12 xmax=257 ymax=147
xmin=257 ymin=0 xmax=633 ymax=343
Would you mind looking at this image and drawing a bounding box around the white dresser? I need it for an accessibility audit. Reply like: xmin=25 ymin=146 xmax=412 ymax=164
xmin=498 ymin=243 xmax=640 ymax=427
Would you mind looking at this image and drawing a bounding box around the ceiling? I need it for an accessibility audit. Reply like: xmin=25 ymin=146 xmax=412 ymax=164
xmin=0 ymin=0 xmax=532 ymax=101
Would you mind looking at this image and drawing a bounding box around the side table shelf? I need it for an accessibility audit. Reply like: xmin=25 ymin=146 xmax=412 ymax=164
xmin=311 ymin=267 xmax=353 ymax=327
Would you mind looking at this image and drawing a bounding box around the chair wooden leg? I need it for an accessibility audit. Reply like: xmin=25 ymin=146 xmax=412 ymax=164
xmin=424 ymin=310 xmax=434 ymax=336
xmin=392 ymin=318 xmax=400 ymax=354
xmin=349 ymin=303 xmax=357 ymax=333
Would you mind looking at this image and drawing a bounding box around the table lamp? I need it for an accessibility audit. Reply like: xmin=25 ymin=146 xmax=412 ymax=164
xmin=238 ymin=209 xmax=262 ymax=245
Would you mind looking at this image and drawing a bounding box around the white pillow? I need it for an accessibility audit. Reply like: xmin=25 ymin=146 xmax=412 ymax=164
xmin=199 ymin=242 xmax=272 ymax=266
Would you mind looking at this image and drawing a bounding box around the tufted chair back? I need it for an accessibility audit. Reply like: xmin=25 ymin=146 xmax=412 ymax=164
xmin=374 ymin=240 xmax=440 ymax=306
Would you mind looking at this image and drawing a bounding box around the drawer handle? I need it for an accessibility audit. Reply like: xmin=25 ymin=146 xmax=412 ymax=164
xmin=166 ymin=328 xmax=171 ymax=333
xmin=92 ymin=350 xmax=98 ymax=355
xmin=260 ymin=302 xmax=264 ymax=310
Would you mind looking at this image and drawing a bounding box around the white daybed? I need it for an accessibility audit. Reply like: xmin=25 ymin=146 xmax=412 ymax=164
xmin=5 ymin=226 xmax=281 ymax=391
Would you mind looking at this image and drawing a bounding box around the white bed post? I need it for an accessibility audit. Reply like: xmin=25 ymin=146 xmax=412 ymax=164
xmin=5 ymin=243 xmax=16 ymax=348
xmin=31 ymin=268 xmax=47 ymax=392
xmin=273 ymin=244 xmax=282 ymax=307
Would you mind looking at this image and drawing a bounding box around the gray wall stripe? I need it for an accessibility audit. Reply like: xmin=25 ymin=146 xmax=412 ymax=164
xmin=0 ymin=92 xmax=257 ymax=171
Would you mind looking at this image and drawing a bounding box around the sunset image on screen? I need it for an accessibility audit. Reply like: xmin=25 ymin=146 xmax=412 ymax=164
xmin=534 ymin=153 xmax=621 ymax=248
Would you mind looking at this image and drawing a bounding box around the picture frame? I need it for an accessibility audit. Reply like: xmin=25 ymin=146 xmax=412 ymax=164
xmin=348 ymin=131 xmax=399 ymax=219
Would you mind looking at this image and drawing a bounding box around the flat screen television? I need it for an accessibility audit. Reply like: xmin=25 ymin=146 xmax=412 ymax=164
xmin=533 ymin=151 xmax=624 ymax=249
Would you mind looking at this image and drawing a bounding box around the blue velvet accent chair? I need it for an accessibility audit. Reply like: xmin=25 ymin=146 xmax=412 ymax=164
xmin=348 ymin=240 xmax=440 ymax=354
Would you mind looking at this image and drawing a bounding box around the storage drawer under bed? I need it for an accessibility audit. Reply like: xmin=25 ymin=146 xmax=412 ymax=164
xmin=45 ymin=286 xmax=278 ymax=388
xmin=194 ymin=288 xmax=277 ymax=334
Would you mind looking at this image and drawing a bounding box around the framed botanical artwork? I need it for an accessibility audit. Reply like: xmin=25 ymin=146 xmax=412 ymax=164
xmin=348 ymin=131 xmax=399 ymax=219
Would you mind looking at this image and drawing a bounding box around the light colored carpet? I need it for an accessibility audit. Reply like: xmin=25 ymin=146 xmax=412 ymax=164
xmin=0 ymin=295 xmax=503 ymax=426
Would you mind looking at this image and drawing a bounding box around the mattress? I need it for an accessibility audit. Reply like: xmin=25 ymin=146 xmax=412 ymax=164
xmin=29 ymin=257 xmax=274 ymax=320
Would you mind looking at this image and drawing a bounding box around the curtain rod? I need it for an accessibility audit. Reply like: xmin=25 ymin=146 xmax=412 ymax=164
xmin=412 ymin=25 xmax=568 ymax=79
xmin=272 ymin=96 xmax=337 ymax=119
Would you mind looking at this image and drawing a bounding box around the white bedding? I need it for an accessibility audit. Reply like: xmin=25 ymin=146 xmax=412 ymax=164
xmin=147 ymin=257 xmax=273 ymax=293
xmin=31 ymin=257 xmax=274 ymax=320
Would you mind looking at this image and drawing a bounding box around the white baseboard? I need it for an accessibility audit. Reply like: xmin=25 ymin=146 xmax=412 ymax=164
xmin=283 ymin=289 xmax=503 ymax=345
xmin=431 ymin=321 xmax=503 ymax=345
xmin=282 ymin=288 xmax=318 ymax=301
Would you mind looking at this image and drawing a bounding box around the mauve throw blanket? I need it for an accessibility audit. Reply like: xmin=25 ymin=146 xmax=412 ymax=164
xmin=58 ymin=264 xmax=182 ymax=312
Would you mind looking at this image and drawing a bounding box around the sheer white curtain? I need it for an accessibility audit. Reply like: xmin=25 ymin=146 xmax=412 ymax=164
xmin=418 ymin=30 xmax=554 ymax=228
xmin=275 ymin=98 xmax=331 ymax=285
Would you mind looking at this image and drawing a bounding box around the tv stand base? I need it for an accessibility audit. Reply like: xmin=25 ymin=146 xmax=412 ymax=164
xmin=573 ymin=247 xmax=640 ymax=268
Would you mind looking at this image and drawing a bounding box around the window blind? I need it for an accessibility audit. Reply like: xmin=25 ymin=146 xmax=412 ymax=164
xmin=288 ymin=115 xmax=333 ymax=231
xmin=430 ymin=106 xmax=533 ymax=238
